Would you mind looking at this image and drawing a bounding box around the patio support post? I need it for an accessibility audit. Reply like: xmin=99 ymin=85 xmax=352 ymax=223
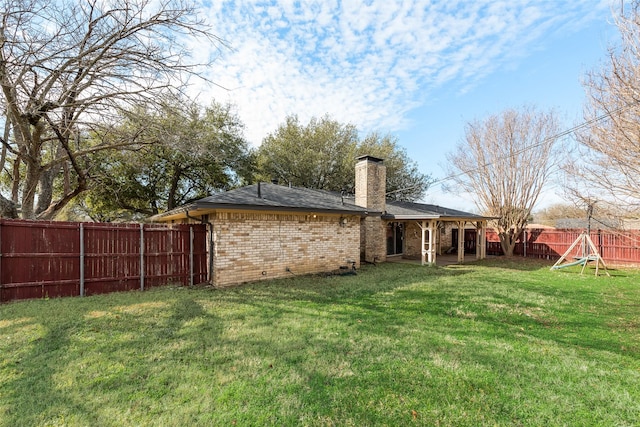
xmin=420 ymin=220 xmax=427 ymax=265
xmin=428 ymin=220 xmax=436 ymax=264
xmin=476 ymin=221 xmax=487 ymax=260
xmin=481 ymin=221 xmax=487 ymax=259
xmin=457 ymin=221 xmax=465 ymax=263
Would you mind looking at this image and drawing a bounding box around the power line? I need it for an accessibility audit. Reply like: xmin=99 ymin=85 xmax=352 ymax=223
xmin=386 ymin=103 xmax=633 ymax=196
xmin=434 ymin=104 xmax=630 ymax=186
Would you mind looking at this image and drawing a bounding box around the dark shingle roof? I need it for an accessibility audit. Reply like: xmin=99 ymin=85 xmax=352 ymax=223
xmin=152 ymin=183 xmax=370 ymax=220
xmin=203 ymin=183 xmax=369 ymax=212
xmin=384 ymin=200 xmax=485 ymax=220
xmin=151 ymin=183 xmax=486 ymax=222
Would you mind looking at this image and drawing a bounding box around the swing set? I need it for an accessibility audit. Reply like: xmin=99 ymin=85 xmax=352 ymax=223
xmin=550 ymin=231 xmax=609 ymax=276
xmin=550 ymin=202 xmax=610 ymax=276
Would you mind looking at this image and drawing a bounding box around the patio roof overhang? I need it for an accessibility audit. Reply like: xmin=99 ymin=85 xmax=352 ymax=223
xmin=382 ymin=214 xmax=439 ymax=221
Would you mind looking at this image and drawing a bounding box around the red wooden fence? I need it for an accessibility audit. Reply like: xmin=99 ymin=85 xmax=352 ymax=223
xmin=0 ymin=219 xmax=208 ymax=302
xmin=486 ymin=228 xmax=640 ymax=264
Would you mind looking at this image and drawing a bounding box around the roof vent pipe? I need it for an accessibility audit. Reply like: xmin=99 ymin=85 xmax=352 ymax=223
xmin=257 ymin=182 xmax=261 ymax=198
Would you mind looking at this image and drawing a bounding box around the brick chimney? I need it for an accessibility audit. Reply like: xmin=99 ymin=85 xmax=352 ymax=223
xmin=355 ymin=155 xmax=386 ymax=263
xmin=355 ymin=155 xmax=386 ymax=212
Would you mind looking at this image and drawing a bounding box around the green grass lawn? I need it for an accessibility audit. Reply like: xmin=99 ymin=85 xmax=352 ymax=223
xmin=1 ymin=259 xmax=639 ymax=426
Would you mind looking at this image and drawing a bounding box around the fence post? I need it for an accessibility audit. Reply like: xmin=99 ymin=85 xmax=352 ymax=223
xmin=0 ymin=220 xmax=3 ymax=299
xmin=189 ymin=226 xmax=194 ymax=287
xmin=598 ymin=229 xmax=603 ymax=258
xmin=80 ymin=223 xmax=85 ymax=297
xmin=140 ymin=224 xmax=145 ymax=291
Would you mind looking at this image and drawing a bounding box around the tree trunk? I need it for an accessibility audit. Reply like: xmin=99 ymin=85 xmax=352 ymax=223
xmin=11 ymin=156 xmax=21 ymax=203
xmin=35 ymin=141 xmax=66 ymax=215
xmin=20 ymin=159 xmax=41 ymax=219
xmin=498 ymin=229 xmax=519 ymax=256
xmin=0 ymin=193 xmax=18 ymax=218
xmin=0 ymin=118 xmax=8 ymax=175
xmin=35 ymin=166 xmax=59 ymax=215
xmin=36 ymin=182 xmax=87 ymax=220
xmin=167 ymin=165 xmax=183 ymax=210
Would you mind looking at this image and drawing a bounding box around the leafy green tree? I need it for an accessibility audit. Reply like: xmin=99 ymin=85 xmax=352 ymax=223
xmin=256 ymin=115 xmax=358 ymax=191
xmin=356 ymin=132 xmax=430 ymax=201
xmin=78 ymin=99 xmax=253 ymax=221
xmin=256 ymin=115 xmax=431 ymax=201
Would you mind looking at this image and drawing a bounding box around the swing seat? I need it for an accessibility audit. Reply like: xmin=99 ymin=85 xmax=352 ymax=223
xmin=551 ymin=257 xmax=588 ymax=269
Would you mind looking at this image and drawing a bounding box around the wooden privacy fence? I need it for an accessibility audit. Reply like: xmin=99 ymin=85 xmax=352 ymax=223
xmin=0 ymin=219 xmax=208 ymax=302
xmin=486 ymin=228 xmax=640 ymax=264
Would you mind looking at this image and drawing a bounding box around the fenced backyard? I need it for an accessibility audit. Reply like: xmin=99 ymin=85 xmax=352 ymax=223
xmin=3 ymin=220 xmax=640 ymax=304
xmin=486 ymin=228 xmax=640 ymax=264
xmin=0 ymin=219 xmax=208 ymax=303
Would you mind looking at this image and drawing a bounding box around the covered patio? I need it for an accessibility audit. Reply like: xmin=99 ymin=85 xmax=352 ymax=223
xmin=383 ymin=200 xmax=490 ymax=265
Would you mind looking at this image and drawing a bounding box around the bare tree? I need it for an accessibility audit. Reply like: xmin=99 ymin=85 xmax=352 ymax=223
xmin=446 ymin=106 xmax=561 ymax=256
xmin=568 ymin=1 xmax=640 ymax=212
xmin=0 ymin=0 xmax=219 ymax=219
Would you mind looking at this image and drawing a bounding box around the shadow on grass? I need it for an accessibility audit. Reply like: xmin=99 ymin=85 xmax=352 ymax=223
xmin=2 ymin=319 xmax=103 ymax=426
xmin=552 ymin=265 xmax=632 ymax=278
xmin=469 ymin=256 xmax=555 ymax=271
xmin=1 ymin=294 xmax=223 ymax=426
xmin=214 ymin=262 xmax=472 ymax=304
xmin=479 ymin=256 xmax=633 ymax=277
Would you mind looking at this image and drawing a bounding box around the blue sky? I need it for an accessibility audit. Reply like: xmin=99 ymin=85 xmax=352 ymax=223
xmin=196 ymin=1 xmax=620 ymax=211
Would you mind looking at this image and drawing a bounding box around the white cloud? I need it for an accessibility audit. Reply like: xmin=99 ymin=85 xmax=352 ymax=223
xmin=193 ymin=0 xmax=612 ymax=146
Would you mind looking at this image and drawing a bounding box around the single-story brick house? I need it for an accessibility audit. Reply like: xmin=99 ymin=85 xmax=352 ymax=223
xmin=151 ymin=156 xmax=489 ymax=286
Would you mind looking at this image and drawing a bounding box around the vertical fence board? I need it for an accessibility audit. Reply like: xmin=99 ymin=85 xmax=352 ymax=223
xmin=80 ymin=223 xmax=85 ymax=297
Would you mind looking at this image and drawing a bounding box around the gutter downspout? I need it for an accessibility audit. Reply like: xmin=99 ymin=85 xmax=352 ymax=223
xmin=185 ymin=211 xmax=215 ymax=286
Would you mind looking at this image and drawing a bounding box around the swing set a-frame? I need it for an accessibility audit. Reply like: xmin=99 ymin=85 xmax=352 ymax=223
xmin=550 ymin=203 xmax=609 ymax=276
xmin=550 ymin=232 xmax=609 ymax=276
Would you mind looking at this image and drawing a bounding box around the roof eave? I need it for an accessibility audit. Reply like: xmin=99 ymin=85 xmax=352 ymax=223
xmin=149 ymin=204 xmax=197 ymax=222
xmin=382 ymin=214 xmax=440 ymax=220
xmin=152 ymin=202 xmax=372 ymax=220
xmin=383 ymin=213 xmax=492 ymax=221
xmin=438 ymin=216 xmax=492 ymax=221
